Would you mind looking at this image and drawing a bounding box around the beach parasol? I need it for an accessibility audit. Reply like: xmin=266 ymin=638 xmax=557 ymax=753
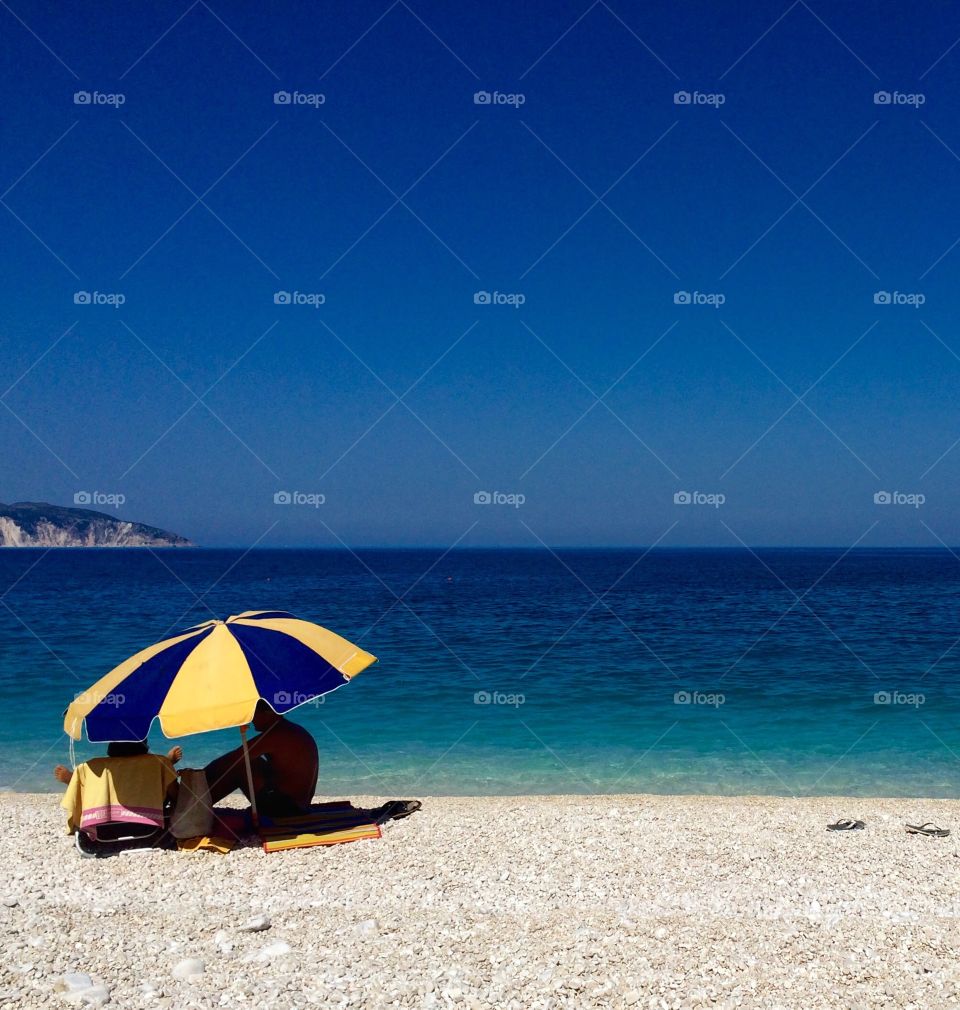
xmin=63 ymin=610 xmax=377 ymax=821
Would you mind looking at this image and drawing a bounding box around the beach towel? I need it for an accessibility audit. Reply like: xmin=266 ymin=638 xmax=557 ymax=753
xmin=61 ymin=755 xmax=177 ymax=841
xmin=260 ymin=822 xmax=381 ymax=852
xmin=259 ymin=803 xmax=381 ymax=852
xmin=170 ymin=768 xmax=214 ymax=839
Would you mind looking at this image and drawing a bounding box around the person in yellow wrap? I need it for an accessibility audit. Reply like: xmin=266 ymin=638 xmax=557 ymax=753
xmin=55 ymin=741 xmax=182 ymax=839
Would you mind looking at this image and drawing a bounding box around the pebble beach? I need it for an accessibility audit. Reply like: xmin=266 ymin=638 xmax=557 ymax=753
xmin=2 ymin=793 xmax=960 ymax=1009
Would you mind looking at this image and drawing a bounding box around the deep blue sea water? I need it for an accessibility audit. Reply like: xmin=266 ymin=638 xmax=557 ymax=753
xmin=1 ymin=548 xmax=958 ymax=796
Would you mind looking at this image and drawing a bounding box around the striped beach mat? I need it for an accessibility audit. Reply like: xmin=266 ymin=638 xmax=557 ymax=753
xmin=259 ymin=802 xmax=382 ymax=853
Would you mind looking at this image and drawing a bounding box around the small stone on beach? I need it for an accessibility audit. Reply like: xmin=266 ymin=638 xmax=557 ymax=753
xmin=244 ymin=940 xmax=292 ymax=963
xmin=55 ymin=974 xmax=110 ymax=1007
xmin=171 ymin=958 xmax=205 ymax=980
xmin=56 ymin=974 xmax=92 ymax=994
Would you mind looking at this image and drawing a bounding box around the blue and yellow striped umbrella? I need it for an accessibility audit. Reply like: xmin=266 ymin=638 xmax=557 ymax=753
xmin=64 ymin=611 xmax=377 ymax=742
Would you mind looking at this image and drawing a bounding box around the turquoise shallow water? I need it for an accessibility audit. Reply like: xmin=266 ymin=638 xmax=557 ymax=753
xmin=1 ymin=548 xmax=958 ymax=796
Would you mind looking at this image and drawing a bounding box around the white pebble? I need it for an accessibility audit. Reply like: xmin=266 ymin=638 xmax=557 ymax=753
xmin=56 ymin=975 xmax=110 ymax=1008
xmin=172 ymin=958 xmax=205 ymax=980
xmin=245 ymin=941 xmax=292 ymax=963
xmin=57 ymin=974 xmax=93 ymax=994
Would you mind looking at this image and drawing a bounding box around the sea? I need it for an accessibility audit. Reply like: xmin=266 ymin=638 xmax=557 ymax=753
xmin=1 ymin=548 xmax=958 ymax=797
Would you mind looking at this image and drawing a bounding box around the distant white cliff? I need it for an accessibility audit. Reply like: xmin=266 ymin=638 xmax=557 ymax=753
xmin=0 ymin=502 xmax=193 ymax=547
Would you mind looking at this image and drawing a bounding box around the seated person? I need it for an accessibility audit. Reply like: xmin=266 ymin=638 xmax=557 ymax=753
xmin=203 ymin=701 xmax=318 ymax=818
xmin=55 ymin=740 xmax=182 ymax=840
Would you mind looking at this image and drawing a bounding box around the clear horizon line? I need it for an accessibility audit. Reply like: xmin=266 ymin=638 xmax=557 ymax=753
xmin=11 ymin=543 xmax=955 ymax=552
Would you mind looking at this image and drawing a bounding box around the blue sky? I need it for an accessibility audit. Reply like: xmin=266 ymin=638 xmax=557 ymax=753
xmin=2 ymin=0 xmax=960 ymax=546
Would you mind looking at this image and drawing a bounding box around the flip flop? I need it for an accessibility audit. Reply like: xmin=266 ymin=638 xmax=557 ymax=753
xmin=906 ymin=822 xmax=950 ymax=837
xmin=373 ymin=800 xmax=422 ymax=824
xmin=827 ymin=818 xmax=865 ymax=831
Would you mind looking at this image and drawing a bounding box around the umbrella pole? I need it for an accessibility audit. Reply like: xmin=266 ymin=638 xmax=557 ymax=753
xmin=239 ymin=724 xmax=259 ymax=829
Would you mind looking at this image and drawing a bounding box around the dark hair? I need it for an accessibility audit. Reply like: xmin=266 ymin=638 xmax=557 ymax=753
xmin=107 ymin=741 xmax=149 ymax=757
